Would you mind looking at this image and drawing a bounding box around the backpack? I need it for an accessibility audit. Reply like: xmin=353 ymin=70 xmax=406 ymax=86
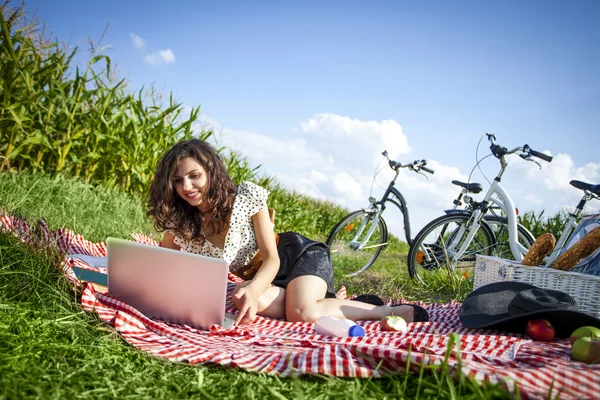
xmin=563 ymin=214 xmax=600 ymax=276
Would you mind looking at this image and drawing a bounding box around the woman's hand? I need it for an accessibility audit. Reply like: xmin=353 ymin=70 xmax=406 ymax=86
xmin=232 ymin=282 xmax=260 ymax=325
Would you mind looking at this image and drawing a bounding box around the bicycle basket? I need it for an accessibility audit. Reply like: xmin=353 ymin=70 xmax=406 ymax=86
xmin=474 ymin=255 xmax=600 ymax=318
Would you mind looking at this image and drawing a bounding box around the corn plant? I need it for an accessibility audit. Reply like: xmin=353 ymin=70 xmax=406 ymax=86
xmin=0 ymin=2 xmax=208 ymax=197
xmin=518 ymin=209 xmax=568 ymax=239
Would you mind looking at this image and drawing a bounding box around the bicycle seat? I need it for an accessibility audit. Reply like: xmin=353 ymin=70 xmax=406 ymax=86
xmin=570 ymin=180 xmax=600 ymax=196
xmin=451 ymin=180 xmax=483 ymax=194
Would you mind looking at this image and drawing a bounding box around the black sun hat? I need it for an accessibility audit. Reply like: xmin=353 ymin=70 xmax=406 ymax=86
xmin=459 ymin=281 xmax=600 ymax=338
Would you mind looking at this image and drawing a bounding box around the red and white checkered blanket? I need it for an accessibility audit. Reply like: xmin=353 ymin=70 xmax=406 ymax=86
xmin=2 ymin=214 xmax=599 ymax=399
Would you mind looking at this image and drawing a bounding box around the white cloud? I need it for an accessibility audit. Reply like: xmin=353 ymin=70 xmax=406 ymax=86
xmin=506 ymin=152 xmax=599 ymax=215
xmin=300 ymin=113 xmax=411 ymax=170
xmin=144 ymin=49 xmax=176 ymax=65
xmin=205 ymin=113 xmax=466 ymax=234
xmin=524 ymin=194 xmax=544 ymax=204
xmin=331 ymin=172 xmax=364 ymax=201
xmin=129 ymin=33 xmax=145 ymax=49
xmin=196 ymin=113 xmax=600 ymax=239
xmin=309 ymin=170 xmax=328 ymax=184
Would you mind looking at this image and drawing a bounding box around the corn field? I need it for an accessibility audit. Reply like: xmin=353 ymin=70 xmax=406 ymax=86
xmin=518 ymin=209 xmax=569 ymax=239
xmin=0 ymin=2 xmax=209 ymax=196
xmin=0 ymin=1 xmax=358 ymax=241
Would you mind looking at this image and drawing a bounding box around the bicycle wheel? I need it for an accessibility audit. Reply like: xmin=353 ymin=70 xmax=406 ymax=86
xmin=484 ymin=216 xmax=535 ymax=260
xmin=326 ymin=209 xmax=388 ymax=277
xmin=407 ymin=214 xmax=494 ymax=283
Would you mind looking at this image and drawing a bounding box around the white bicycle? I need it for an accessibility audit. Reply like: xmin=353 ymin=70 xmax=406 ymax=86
xmin=447 ymin=179 xmax=536 ymax=261
xmin=543 ymin=180 xmax=600 ymax=264
xmin=407 ymin=133 xmax=554 ymax=283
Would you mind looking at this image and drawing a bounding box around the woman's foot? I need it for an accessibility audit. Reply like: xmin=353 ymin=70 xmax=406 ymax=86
xmin=388 ymin=304 xmax=429 ymax=323
xmin=404 ymin=304 xmax=429 ymax=322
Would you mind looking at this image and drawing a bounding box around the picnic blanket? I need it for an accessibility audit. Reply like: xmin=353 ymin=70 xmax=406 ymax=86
xmin=2 ymin=214 xmax=599 ymax=400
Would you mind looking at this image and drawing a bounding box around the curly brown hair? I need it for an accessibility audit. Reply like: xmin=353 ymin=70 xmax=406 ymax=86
xmin=147 ymin=139 xmax=237 ymax=244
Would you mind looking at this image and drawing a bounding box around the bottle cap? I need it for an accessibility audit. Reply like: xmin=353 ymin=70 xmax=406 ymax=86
xmin=348 ymin=325 xmax=365 ymax=337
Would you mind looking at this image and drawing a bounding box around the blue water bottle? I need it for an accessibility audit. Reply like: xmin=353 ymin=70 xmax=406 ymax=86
xmin=314 ymin=316 xmax=365 ymax=337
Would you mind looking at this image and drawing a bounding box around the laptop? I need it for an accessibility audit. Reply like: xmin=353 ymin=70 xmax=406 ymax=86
xmin=71 ymin=237 xmax=236 ymax=330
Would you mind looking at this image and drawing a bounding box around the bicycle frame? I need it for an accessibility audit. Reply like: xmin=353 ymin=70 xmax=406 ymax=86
xmin=449 ymin=149 xmax=525 ymax=261
xmin=349 ymin=169 xmax=412 ymax=250
xmin=378 ymin=181 xmax=412 ymax=245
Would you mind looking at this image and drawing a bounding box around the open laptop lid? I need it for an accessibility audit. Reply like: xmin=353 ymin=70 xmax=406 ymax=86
xmin=106 ymin=237 xmax=231 ymax=330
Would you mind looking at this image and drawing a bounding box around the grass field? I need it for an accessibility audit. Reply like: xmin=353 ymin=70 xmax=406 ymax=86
xmin=0 ymin=172 xmax=515 ymax=399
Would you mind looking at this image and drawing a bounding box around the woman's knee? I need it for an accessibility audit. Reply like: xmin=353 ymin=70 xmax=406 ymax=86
xmin=286 ymin=303 xmax=320 ymax=323
xmin=256 ymin=285 xmax=283 ymax=311
xmin=284 ymin=275 xmax=328 ymax=322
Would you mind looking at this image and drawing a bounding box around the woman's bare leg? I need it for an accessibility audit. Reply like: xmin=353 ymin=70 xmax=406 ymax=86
xmin=232 ymin=281 xmax=287 ymax=320
xmin=235 ymin=276 xmax=419 ymax=323
xmin=256 ymin=285 xmax=286 ymax=319
xmin=284 ymin=275 xmax=415 ymax=323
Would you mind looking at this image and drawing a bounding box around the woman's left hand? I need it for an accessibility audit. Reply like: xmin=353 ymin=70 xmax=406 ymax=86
xmin=232 ymin=283 xmax=260 ymax=325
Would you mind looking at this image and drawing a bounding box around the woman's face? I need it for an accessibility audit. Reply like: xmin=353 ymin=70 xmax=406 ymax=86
xmin=173 ymin=157 xmax=209 ymax=209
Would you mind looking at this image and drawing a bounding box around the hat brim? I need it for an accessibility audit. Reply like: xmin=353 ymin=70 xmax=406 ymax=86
xmin=459 ymin=281 xmax=600 ymax=338
xmin=459 ymin=308 xmax=600 ymax=338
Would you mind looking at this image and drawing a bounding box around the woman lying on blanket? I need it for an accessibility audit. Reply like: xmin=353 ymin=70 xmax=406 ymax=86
xmin=147 ymin=139 xmax=429 ymax=326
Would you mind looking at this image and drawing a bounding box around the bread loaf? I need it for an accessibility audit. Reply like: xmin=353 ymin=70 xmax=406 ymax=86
xmin=550 ymin=227 xmax=600 ymax=271
xmin=521 ymin=232 xmax=556 ymax=266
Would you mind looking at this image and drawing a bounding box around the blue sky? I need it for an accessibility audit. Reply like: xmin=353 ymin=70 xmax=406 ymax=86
xmin=24 ymin=0 xmax=600 ymax=234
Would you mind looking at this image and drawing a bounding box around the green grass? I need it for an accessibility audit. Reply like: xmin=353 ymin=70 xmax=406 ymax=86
xmin=334 ymin=250 xmax=474 ymax=305
xmin=0 ymin=172 xmax=515 ymax=399
xmin=0 ymin=171 xmax=154 ymax=243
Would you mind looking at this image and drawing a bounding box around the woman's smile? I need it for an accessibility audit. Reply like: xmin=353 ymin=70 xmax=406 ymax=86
xmin=183 ymin=190 xmax=201 ymax=200
xmin=173 ymin=157 xmax=208 ymax=208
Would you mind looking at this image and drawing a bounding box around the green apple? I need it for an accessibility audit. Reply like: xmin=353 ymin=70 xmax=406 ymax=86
xmin=570 ymin=326 xmax=600 ymax=345
xmin=572 ymin=337 xmax=600 ymax=364
xmin=380 ymin=315 xmax=407 ymax=332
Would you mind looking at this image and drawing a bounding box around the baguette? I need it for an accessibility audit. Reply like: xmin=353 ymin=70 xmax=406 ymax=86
xmin=521 ymin=232 xmax=556 ymax=266
xmin=550 ymin=227 xmax=600 ymax=271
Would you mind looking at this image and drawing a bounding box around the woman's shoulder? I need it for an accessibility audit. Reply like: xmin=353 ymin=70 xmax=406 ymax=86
xmin=233 ymin=181 xmax=269 ymax=218
xmin=237 ymin=181 xmax=269 ymax=199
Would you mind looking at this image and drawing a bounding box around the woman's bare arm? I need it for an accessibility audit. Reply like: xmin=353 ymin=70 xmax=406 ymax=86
xmin=232 ymin=207 xmax=280 ymax=324
xmin=161 ymin=231 xmax=181 ymax=250
xmin=246 ymin=207 xmax=280 ymax=293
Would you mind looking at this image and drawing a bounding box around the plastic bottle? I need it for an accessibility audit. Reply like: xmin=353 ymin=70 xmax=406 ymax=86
xmin=314 ymin=316 xmax=365 ymax=337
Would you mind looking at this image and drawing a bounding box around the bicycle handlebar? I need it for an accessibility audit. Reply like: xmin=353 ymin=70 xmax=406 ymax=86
xmin=382 ymin=151 xmax=434 ymax=174
xmin=420 ymin=165 xmax=435 ymax=174
xmin=528 ymin=148 xmax=553 ymax=162
xmin=486 ymin=133 xmax=553 ymax=163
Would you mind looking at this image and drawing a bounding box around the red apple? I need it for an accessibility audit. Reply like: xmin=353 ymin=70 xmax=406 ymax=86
xmin=570 ymin=326 xmax=600 ymax=345
xmin=572 ymin=337 xmax=600 ymax=364
xmin=525 ymin=319 xmax=555 ymax=341
xmin=380 ymin=315 xmax=407 ymax=332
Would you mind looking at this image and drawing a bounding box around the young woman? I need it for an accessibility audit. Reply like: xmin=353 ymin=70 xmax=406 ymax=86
xmin=148 ymin=139 xmax=429 ymax=326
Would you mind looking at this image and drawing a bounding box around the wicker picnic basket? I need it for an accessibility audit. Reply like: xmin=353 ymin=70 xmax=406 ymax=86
xmin=473 ymin=255 xmax=600 ymax=319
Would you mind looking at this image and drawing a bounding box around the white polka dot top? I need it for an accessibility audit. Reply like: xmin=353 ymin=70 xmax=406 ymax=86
xmin=169 ymin=181 xmax=269 ymax=271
